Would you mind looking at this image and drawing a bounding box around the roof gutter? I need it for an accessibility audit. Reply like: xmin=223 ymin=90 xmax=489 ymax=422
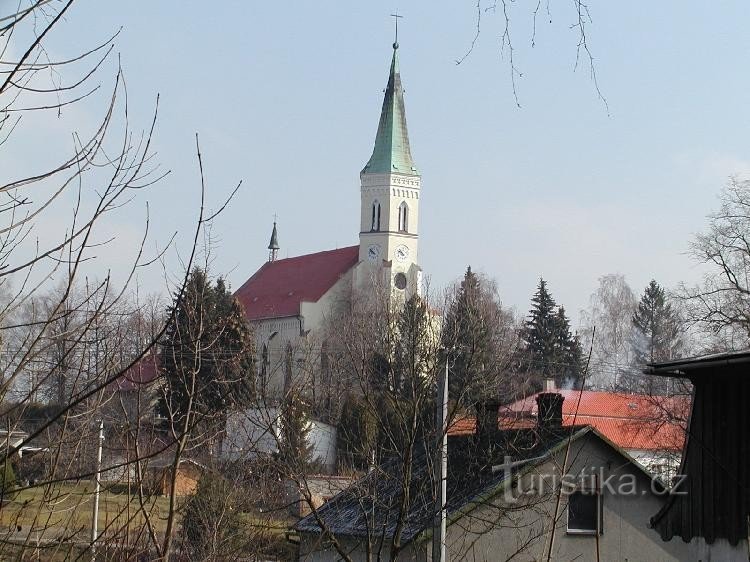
xmin=645 ymin=354 xmax=750 ymax=376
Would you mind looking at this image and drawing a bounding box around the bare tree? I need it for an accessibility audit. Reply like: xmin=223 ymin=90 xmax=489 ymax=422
xmin=680 ymin=177 xmax=750 ymax=348
xmin=0 ymin=3 xmax=247 ymax=560
xmin=579 ymin=273 xmax=636 ymax=389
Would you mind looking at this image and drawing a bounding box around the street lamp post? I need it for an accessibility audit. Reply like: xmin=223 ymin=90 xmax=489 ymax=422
xmin=91 ymin=421 xmax=104 ymax=560
xmin=432 ymin=358 xmax=449 ymax=562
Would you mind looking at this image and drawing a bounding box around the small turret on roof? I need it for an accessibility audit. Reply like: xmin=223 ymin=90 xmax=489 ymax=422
xmin=268 ymin=221 xmax=280 ymax=262
xmin=361 ymin=41 xmax=418 ymax=176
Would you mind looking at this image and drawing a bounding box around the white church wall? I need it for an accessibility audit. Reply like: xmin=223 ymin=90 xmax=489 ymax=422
xmin=299 ymin=269 xmax=354 ymax=332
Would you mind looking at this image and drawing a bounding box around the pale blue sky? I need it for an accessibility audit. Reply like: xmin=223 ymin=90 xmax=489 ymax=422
xmin=18 ymin=1 xmax=750 ymax=324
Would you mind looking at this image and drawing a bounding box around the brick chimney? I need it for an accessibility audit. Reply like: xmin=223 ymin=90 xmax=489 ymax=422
xmin=536 ymin=390 xmax=564 ymax=430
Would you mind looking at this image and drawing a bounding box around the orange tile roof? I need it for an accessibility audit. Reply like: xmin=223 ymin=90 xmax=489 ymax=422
xmin=448 ymin=390 xmax=688 ymax=453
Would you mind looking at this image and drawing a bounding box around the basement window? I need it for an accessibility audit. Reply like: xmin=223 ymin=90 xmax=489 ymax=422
xmin=567 ymin=490 xmax=602 ymax=535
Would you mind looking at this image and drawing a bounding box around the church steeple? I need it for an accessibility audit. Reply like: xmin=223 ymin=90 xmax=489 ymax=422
xmin=357 ymin=33 xmax=422 ymax=298
xmin=268 ymin=221 xmax=280 ymax=262
xmin=361 ymin=42 xmax=418 ymax=176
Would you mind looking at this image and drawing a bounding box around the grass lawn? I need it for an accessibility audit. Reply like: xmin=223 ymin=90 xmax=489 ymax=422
xmin=0 ymin=482 xmax=177 ymax=540
xmin=0 ymin=484 xmax=297 ymax=560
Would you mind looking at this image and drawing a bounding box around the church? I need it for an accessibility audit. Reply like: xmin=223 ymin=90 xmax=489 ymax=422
xmin=234 ymin=38 xmax=423 ymax=397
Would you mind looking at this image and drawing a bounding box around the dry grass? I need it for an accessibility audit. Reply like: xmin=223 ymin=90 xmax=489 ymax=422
xmin=0 ymin=482 xmax=177 ymax=543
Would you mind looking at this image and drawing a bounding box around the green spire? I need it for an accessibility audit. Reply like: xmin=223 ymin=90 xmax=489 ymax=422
xmin=361 ymin=43 xmax=418 ymax=176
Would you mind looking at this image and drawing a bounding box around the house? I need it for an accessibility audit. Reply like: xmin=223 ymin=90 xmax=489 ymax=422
xmin=294 ymin=392 xmax=689 ymax=561
xmin=450 ymin=381 xmax=687 ymax=479
xmin=645 ymin=349 xmax=750 ymax=561
xmin=233 ymin=38 xmax=424 ymax=399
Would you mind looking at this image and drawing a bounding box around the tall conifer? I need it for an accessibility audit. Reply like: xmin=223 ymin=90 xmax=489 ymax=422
xmin=160 ymin=267 xmax=256 ymax=446
xmin=520 ymin=278 xmax=583 ymax=388
xmin=632 ymin=280 xmax=683 ymax=365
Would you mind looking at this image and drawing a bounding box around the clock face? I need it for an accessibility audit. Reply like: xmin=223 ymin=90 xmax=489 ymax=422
xmin=395 ymin=245 xmax=410 ymax=262
xmin=367 ymin=244 xmax=381 ymax=262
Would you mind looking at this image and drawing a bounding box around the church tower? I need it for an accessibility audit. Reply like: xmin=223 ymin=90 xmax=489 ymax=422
xmin=358 ymin=39 xmax=422 ymax=297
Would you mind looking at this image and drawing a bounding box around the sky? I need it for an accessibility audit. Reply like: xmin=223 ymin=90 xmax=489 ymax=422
xmin=8 ymin=1 xmax=750 ymax=327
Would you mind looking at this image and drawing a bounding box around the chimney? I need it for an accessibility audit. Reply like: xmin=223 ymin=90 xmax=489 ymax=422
xmin=536 ymin=392 xmax=564 ymax=430
xmin=475 ymin=399 xmax=502 ymax=453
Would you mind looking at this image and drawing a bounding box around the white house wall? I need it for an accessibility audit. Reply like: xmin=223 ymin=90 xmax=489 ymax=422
xmin=439 ymin=433 xmax=690 ymax=562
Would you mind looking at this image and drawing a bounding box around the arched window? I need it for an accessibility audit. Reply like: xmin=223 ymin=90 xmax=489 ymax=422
xmin=398 ymin=202 xmax=409 ymax=232
xmin=371 ymin=200 xmax=381 ymax=231
xmin=260 ymin=343 xmax=268 ymax=395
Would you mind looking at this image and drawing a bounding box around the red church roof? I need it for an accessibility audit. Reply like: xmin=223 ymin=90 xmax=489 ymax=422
xmin=234 ymin=246 xmax=360 ymax=321
xmin=448 ymin=390 xmax=688 ymax=453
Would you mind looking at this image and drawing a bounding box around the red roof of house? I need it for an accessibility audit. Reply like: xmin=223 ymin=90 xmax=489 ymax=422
xmin=113 ymin=352 xmax=161 ymax=391
xmin=234 ymin=246 xmax=359 ymax=322
xmin=448 ymin=390 xmax=689 ymax=453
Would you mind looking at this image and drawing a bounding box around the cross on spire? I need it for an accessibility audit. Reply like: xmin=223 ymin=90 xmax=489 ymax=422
xmin=391 ymin=12 xmax=403 ymax=49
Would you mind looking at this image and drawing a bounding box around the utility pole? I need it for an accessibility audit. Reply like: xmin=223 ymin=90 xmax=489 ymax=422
xmin=432 ymin=358 xmax=448 ymax=562
xmin=91 ymin=421 xmax=104 ymax=560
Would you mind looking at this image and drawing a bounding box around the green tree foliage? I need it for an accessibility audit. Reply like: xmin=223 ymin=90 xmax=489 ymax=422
xmin=160 ymin=267 xmax=255 ymax=437
xmin=182 ymin=472 xmax=243 ymax=559
xmin=278 ymin=389 xmax=315 ymax=472
xmin=337 ymin=395 xmax=378 ymax=471
xmin=441 ymin=267 xmax=512 ymax=408
xmin=632 ymin=280 xmax=683 ymax=365
xmin=339 ymin=296 xmax=436 ymax=469
xmin=393 ymin=295 xmax=432 ymax=398
xmin=0 ymin=459 xmax=16 ymax=500
xmin=553 ymin=306 xmax=584 ymax=386
xmin=520 ymin=279 xmax=583 ymax=388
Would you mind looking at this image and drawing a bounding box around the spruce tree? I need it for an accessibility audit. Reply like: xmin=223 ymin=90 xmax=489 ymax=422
xmin=442 ymin=267 xmax=495 ymax=407
xmin=520 ymin=279 xmax=583 ymax=388
xmin=553 ymin=306 xmax=584 ymax=388
xmin=278 ymin=389 xmax=315 ymax=472
xmin=520 ymin=279 xmax=559 ymax=378
xmin=393 ymin=295 xmax=431 ymax=397
xmin=632 ymin=280 xmax=683 ymax=365
xmin=160 ymin=267 xmax=256 ymax=447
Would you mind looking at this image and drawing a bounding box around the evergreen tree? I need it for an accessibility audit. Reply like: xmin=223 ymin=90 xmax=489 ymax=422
xmin=520 ymin=279 xmax=558 ymax=378
xmin=393 ymin=295 xmax=432 ymax=398
xmin=632 ymin=280 xmax=683 ymax=365
xmin=520 ymin=279 xmax=583 ymax=388
xmin=182 ymin=472 xmax=243 ymax=559
xmin=337 ymin=395 xmax=378 ymax=471
xmin=160 ymin=267 xmax=256 ymax=447
xmin=553 ymin=306 xmax=584 ymax=387
xmin=278 ymin=389 xmax=314 ymax=472
xmin=442 ymin=267 xmax=496 ymax=407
